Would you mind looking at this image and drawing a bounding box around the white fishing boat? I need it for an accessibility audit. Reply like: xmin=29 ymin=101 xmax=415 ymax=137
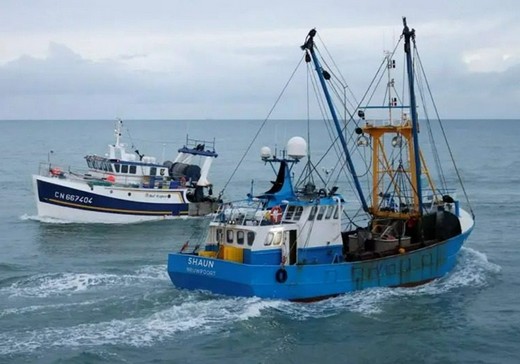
xmin=32 ymin=119 xmax=219 ymax=223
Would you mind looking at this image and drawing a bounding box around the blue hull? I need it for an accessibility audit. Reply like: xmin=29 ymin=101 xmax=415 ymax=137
xmin=36 ymin=179 xmax=189 ymax=216
xmin=167 ymin=229 xmax=472 ymax=301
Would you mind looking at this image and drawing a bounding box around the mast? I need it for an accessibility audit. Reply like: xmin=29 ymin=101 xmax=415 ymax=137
xmin=114 ymin=118 xmax=123 ymax=148
xmin=301 ymin=29 xmax=369 ymax=212
xmin=402 ymin=17 xmax=423 ymax=215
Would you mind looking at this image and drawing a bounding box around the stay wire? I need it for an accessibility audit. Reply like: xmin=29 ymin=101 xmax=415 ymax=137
xmin=413 ymin=45 xmax=474 ymax=217
xmin=218 ymin=56 xmax=305 ymax=198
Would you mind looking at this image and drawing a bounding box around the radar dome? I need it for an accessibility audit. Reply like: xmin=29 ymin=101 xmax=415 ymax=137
xmin=287 ymin=137 xmax=307 ymax=160
xmin=260 ymin=146 xmax=272 ymax=160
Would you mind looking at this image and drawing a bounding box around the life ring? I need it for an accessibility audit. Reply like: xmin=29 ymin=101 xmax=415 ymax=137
xmin=275 ymin=268 xmax=288 ymax=283
xmin=50 ymin=167 xmax=62 ymax=176
xmin=270 ymin=206 xmax=283 ymax=223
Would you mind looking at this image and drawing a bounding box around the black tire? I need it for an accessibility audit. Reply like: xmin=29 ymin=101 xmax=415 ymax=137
xmin=275 ymin=268 xmax=288 ymax=283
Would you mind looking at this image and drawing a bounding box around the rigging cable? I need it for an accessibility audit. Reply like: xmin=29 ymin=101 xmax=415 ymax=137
xmin=414 ymin=47 xmax=475 ymax=217
xmin=218 ymin=56 xmax=304 ymax=199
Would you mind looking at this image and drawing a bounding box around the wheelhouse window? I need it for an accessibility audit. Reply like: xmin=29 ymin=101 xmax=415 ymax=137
xmin=216 ymin=228 xmax=223 ymax=243
xmin=121 ymin=164 xmax=129 ymax=174
xmin=114 ymin=164 xmax=120 ymax=173
xmin=150 ymin=167 xmax=157 ymax=176
xmin=273 ymin=232 xmax=282 ymax=246
xmin=293 ymin=206 xmax=303 ymax=220
xmin=309 ymin=206 xmax=317 ymax=220
xmin=226 ymin=229 xmax=234 ymax=243
xmin=325 ymin=205 xmax=334 ymax=219
xmin=317 ymin=206 xmax=326 ymax=220
xmin=285 ymin=205 xmax=295 ymax=220
xmin=237 ymin=231 xmax=244 ymax=245
xmin=333 ymin=205 xmax=340 ymax=219
xmin=247 ymin=231 xmax=255 ymax=246
xmin=265 ymin=232 xmax=274 ymax=246
xmin=129 ymin=165 xmax=137 ymax=174
xmin=265 ymin=231 xmax=282 ymax=246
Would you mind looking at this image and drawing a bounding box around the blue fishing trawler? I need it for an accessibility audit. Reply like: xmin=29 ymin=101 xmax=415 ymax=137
xmin=33 ymin=119 xmax=219 ymax=223
xmin=167 ymin=19 xmax=474 ymax=301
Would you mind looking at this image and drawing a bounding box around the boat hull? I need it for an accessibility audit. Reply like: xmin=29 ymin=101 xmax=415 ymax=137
xmin=33 ymin=175 xmax=215 ymax=223
xmin=167 ymin=228 xmax=472 ymax=301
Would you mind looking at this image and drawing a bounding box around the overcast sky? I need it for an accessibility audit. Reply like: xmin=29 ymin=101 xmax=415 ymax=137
xmin=1 ymin=0 xmax=518 ymax=120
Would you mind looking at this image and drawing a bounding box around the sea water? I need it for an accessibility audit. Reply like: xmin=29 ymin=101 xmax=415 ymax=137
xmin=0 ymin=119 xmax=517 ymax=363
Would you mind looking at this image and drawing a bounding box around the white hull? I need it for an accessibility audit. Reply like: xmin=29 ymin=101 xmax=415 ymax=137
xmin=32 ymin=174 xmax=209 ymax=224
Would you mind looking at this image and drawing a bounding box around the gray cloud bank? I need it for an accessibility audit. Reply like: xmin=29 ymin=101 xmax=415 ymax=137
xmin=0 ymin=0 xmax=519 ymax=119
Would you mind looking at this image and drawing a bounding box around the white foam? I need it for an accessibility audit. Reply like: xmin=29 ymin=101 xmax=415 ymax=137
xmin=1 ymin=265 xmax=168 ymax=298
xmin=275 ymin=247 xmax=500 ymax=318
xmin=20 ymin=214 xmax=73 ymax=224
xmin=0 ymin=298 xmax=111 ymax=319
xmin=0 ymin=294 xmax=282 ymax=355
xmin=20 ymin=213 xmax=206 ymax=225
xmin=0 ymin=248 xmax=499 ymax=354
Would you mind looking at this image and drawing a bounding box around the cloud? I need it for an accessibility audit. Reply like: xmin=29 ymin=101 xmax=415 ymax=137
xmin=0 ymin=0 xmax=519 ymax=119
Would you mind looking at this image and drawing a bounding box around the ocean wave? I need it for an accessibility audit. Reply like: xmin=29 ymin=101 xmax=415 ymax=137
xmin=0 ymin=298 xmax=111 ymax=319
xmin=275 ymin=247 xmax=500 ymax=319
xmin=0 ymin=248 xmax=499 ymax=355
xmin=0 ymin=265 xmax=168 ymax=298
xmin=20 ymin=214 xmax=73 ymax=224
xmin=20 ymin=213 xmax=207 ymax=225
xmin=0 ymin=295 xmax=282 ymax=355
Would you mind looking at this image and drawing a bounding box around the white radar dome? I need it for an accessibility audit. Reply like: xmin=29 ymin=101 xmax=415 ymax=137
xmin=287 ymin=136 xmax=307 ymax=160
xmin=260 ymin=146 xmax=272 ymax=160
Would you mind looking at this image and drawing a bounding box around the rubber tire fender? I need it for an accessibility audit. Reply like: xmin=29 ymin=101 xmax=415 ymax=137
xmin=275 ymin=268 xmax=288 ymax=283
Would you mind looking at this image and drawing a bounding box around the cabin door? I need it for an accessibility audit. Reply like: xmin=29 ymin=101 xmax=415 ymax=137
xmin=283 ymin=230 xmax=297 ymax=265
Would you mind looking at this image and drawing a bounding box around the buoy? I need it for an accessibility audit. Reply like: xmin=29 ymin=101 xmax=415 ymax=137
xmin=399 ymin=247 xmax=406 ymax=254
xmin=106 ymin=175 xmax=116 ymax=183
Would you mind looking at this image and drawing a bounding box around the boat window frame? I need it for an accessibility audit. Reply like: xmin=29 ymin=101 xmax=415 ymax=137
xmin=237 ymin=230 xmax=245 ymax=245
xmin=121 ymin=164 xmax=129 ymax=174
xmin=265 ymin=232 xmax=274 ymax=246
xmin=114 ymin=163 xmax=120 ymax=173
xmin=226 ymin=229 xmax=234 ymax=244
xmin=129 ymin=165 xmax=137 ymax=174
xmin=293 ymin=206 xmax=303 ymax=220
xmin=247 ymin=231 xmax=255 ymax=246
xmin=273 ymin=231 xmax=283 ymax=246
xmin=309 ymin=206 xmax=317 ymax=220
xmin=325 ymin=205 xmax=334 ymax=219
xmin=333 ymin=205 xmax=339 ymax=219
xmin=317 ymin=205 xmax=326 ymax=220
xmin=285 ymin=205 xmax=295 ymax=220
xmin=216 ymin=228 xmax=223 ymax=243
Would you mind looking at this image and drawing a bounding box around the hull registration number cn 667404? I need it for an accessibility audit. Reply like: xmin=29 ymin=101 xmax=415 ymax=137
xmin=54 ymin=192 xmax=93 ymax=204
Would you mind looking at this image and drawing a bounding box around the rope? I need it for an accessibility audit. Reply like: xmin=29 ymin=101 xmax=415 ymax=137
xmin=414 ymin=45 xmax=475 ymax=218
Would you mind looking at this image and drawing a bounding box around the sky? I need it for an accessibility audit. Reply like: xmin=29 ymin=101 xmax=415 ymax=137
xmin=0 ymin=0 xmax=519 ymax=120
